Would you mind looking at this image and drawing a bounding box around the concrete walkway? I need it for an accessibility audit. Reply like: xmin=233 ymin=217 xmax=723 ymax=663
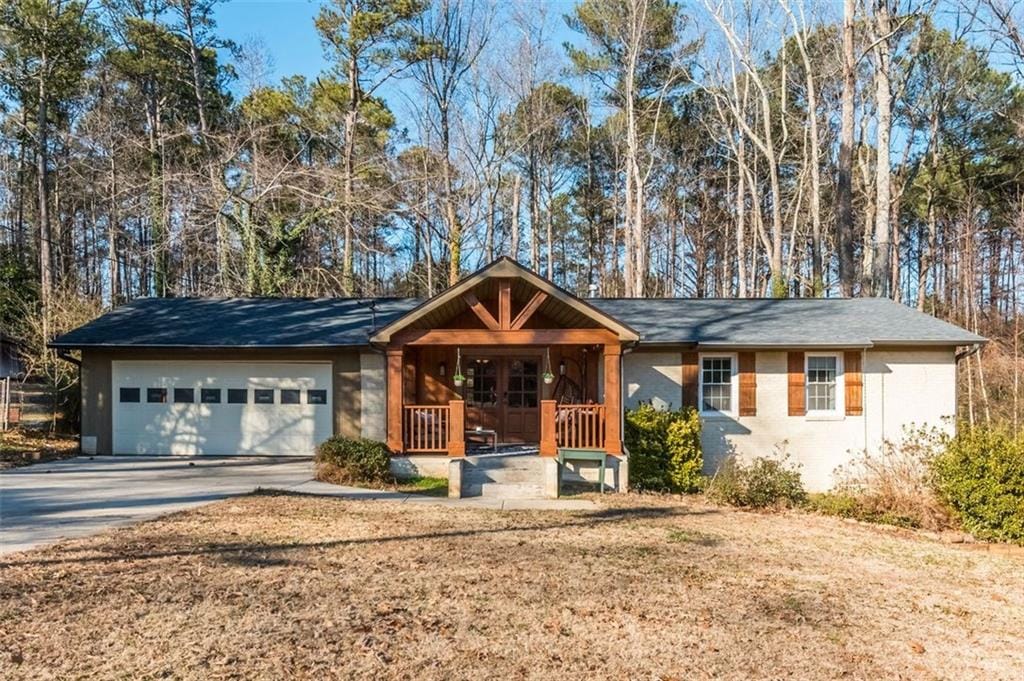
xmin=1 ymin=456 xmax=598 ymax=555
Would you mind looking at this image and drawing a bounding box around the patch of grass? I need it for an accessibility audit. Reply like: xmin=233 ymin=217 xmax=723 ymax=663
xmin=666 ymin=528 xmax=722 ymax=546
xmin=395 ymin=476 xmax=448 ymax=497
xmin=807 ymin=492 xmax=928 ymax=530
xmin=0 ymin=430 xmax=78 ymax=469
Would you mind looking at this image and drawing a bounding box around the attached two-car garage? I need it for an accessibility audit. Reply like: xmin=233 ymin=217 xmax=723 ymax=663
xmin=111 ymin=361 xmax=333 ymax=456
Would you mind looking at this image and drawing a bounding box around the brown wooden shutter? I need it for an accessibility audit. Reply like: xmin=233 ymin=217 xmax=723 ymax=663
xmin=844 ymin=350 xmax=863 ymax=415
xmin=681 ymin=351 xmax=699 ymax=409
xmin=738 ymin=352 xmax=756 ymax=416
xmin=787 ymin=351 xmax=806 ymax=416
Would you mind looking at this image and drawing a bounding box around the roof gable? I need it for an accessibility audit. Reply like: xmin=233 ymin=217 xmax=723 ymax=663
xmin=369 ymin=258 xmax=640 ymax=344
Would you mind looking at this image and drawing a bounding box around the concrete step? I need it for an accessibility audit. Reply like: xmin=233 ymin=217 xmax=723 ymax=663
xmin=466 ymin=456 xmax=543 ymax=470
xmin=462 ymin=469 xmax=543 ymax=485
xmin=462 ymin=482 xmax=546 ymax=499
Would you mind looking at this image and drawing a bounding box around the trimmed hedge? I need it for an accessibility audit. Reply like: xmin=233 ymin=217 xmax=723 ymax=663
xmin=624 ymin=403 xmax=702 ymax=492
xmin=315 ymin=436 xmax=392 ymax=485
xmin=932 ymin=426 xmax=1024 ymax=543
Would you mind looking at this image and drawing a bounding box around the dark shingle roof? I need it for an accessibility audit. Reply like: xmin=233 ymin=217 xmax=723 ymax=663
xmin=52 ymin=295 xmax=983 ymax=349
xmin=589 ymin=297 xmax=985 ymax=346
xmin=51 ymin=297 xmax=420 ymax=348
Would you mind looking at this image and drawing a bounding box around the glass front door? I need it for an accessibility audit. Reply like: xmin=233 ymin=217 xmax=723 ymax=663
xmin=463 ymin=356 xmax=541 ymax=444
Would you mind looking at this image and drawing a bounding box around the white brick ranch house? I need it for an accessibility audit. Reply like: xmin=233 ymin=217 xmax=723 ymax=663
xmin=53 ymin=258 xmax=983 ymax=496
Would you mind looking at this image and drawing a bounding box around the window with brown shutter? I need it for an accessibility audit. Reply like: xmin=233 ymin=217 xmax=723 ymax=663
xmin=738 ymin=351 xmax=756 ymax=416
xmin=844 ymin=350 xmax=863 ymax=415
xmin=787 ymin=351 xmax=805 ymax=416
xmin=681 ymin=351 xmax=699 ymax=409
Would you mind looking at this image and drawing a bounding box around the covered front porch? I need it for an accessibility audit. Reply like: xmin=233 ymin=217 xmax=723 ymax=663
xmin=386 ymin=337 xmax=623 ymax=458
xmin=370 ymin=259 xmax=637 ymax=467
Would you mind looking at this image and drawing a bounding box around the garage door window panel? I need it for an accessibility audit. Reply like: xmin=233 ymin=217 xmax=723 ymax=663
xmin=307 ymin=389 xmax=327 ymax=405
xmin=280 ymin=389 xmax=301 ymax=405
xmin=227 ymin=389 xmax=248 ymax=404
xmin=147 ymin=388 xmax=167 ymax=403
xmin=174 ymin=388 xmax=194 ymax=404
xmin=201 ymin=389 xmax=221 ymax=404
xmin=120 ymin=388 xmax=140 ymax=403
xmin=254 ymin=389 xmax=274 ymax=404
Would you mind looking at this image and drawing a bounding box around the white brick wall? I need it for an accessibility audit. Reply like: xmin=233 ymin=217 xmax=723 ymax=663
xmin=622 ymin=347 xmax=957 ymax=492
xmin=624 ymin=352 xmax=683 ymax=410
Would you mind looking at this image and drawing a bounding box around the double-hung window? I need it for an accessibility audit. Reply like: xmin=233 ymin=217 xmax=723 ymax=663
xmin=700 ymin=355 xmax=736 ymax=416
xmin=806 ymin=353 xmax=842 ymax=415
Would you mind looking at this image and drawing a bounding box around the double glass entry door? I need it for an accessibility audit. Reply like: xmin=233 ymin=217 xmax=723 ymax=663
xmin=463 ymin=356 xmax=541 ymax=444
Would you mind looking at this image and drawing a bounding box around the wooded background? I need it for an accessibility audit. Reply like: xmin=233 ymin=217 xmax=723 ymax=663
xmin=1 ymin=0 xmax=1023 ymax=427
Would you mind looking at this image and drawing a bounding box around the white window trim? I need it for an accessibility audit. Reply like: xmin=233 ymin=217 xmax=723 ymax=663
xmin=805 ymin=352 xmax=844 ymax=419
xmin=698 ymin=352 xmax=739 ymax=419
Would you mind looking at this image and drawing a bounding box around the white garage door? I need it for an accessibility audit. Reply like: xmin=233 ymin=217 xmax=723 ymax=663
xmin=112 ymin=361 xmax=333 ymax=456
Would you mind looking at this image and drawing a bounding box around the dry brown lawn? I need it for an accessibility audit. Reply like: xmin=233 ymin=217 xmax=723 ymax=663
xmin=1 ymin=492 xmax=1022 ymax=680
xmin=0 ymin=430 xmax=78 ymax=469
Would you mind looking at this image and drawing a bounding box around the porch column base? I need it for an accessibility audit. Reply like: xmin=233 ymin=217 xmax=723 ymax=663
xmin=542 ymin=457 xmax=560 ymax=498
xmin=448 ymin=458 xmax=463 ymax=498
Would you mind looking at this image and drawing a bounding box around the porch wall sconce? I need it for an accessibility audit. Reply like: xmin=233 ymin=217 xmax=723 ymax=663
xmin=438 ymin=361 xmax=447 ymax=377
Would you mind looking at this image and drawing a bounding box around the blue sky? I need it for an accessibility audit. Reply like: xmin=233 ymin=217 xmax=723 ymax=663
xmin=213 ymin=0 xmax=582 ymax=90
xmin=214 ymin=0 xmax=328 ymax=87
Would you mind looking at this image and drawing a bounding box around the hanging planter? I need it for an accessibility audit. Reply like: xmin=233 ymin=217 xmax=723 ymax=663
xmin=543 ymin=347 xmax=555 ymax=384
xmin=453 ymin=348 xmax=465 ymax=387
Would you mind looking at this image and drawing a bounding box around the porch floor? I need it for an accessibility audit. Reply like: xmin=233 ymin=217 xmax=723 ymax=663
xmin=465 ymin=443 xmax=539 ymax=458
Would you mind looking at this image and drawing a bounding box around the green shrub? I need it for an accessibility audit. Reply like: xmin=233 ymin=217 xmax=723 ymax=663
xmin=705 ymin=453 xmax=806 ymax=509
xmin=624 ymin=402 xmax=702 ymax=492
xmin=932 ymin=425 xmax=1024 ymax=544
xmin=315 ymin=436 xmax=392 ymax=485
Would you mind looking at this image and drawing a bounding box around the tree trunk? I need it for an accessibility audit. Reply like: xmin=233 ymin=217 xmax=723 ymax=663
xmin=735 ymin=134 xmax=748 ymax=298
xmin=871 ymin=0 xmax=893 ymax=297
xmin=341 ymin=46 xmax=359 ymax=295
xmin=510 ymin=173 xmax=521 ymax=261
xmin=440 ymin=106 xmax=461 ymax=285
xmin=181 ymin=0 xmax=225 ymax=293
xmin=108 ymin=151 xmax=120 ymax=305
xmin=37 ymin=54 xmax=52 ymax=312
xmin=837 ymin=0 xmax=857 ymax=296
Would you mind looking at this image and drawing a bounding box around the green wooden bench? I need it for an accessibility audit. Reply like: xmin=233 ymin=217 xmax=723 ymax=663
xmin=557 ymin=448 xmax=608 ymax=493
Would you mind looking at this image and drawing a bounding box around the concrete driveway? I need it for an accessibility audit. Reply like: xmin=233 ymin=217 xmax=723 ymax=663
xmin=0 ymin=456 xmax=314 ymax=554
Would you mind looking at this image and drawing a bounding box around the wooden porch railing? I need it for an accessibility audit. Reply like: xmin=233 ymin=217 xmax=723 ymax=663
xmin=401 ymin=400 xmax=465 ymax=455
xmin=541 ymin=400 xmax=608 ymax=455
xmin=555 ymin=404 xmax=607 ymax=450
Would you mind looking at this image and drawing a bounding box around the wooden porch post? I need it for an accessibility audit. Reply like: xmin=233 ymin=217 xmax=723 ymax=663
xmin=448 ymin=399 xmax=466 ymax=456
xmin=539 ymin=399 xmax=557 ymax=456
xmin=386 ymin=347 xmax=404 ymax=453
xmin=603 ymin=344 xmax=623 ymax=455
